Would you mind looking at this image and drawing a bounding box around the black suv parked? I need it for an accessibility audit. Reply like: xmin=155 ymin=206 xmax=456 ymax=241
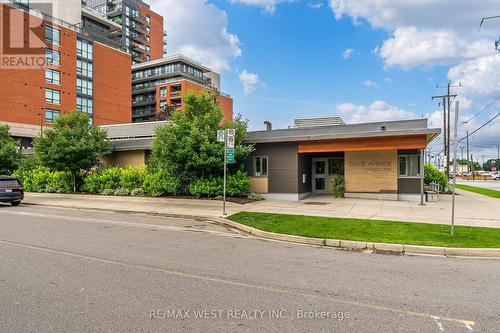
xmin=0 ymin=176 xmax=24 ymax=206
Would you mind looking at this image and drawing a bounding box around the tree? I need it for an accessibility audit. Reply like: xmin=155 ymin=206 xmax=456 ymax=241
xmin=149 ymin=91 xmax=254 ymax=189
xmin=33 ymin=111 xmax=111 ymax=192
xmin=483 ymin=159 xmax=500 ymax=171
xmin=0 ymin=124 xmax=22 ymax=175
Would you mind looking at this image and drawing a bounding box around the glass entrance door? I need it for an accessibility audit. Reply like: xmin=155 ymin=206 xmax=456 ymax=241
xmin=312 ymin=159 xmax=328 ymax=194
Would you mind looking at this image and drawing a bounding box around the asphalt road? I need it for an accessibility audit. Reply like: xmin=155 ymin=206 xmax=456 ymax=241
xmin=1 ymin=204 xmax=499 ymax=332
xmin=456 ymin=180 xmax=500 ymax=191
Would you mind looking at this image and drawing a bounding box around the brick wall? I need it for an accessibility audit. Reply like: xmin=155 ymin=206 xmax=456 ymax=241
xmin=140 ymin=5 xmax=164 ymax=61
xmin=93 ymin=42 xmax=132 ymax=125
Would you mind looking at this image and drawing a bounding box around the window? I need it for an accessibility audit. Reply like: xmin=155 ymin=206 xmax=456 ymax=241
xmin=145 ymin=26 xmax=150 ymax=33
xmin=145 ymin=15 xmax=151 ymax=24
xmin=160 ymin=86 xmax=166 ymax=97
xmin=45 ymin=109 xmax=60 ymax=123
xmin=254 ymin=157 xmax=268 ymax=177
xmin=159 ymin=100 xmax=167 ymax=109
xmin=45 ymin=89 xmax=60 ymax=105
xmin=77 ymin=60 xmax=93 ymax=78
xmin=45 ymin=68 xmax=60 ymax=85
xmin=145 ymin=36 xmax=151 ymax=43
xmin=399 ymin=155 xmax=420 ymax=177
xmin=328 ymin=158 xmax=344 ymax=176
xmin=45 ymin=49 xmax=60 ymax=66
xmin=77 ymin=97 xmax=93 ymax=114
xmin=77 ymin=39 xmax=93 ymax=60
xmin=45 ymin=25 xmax=60 ymax=45
xmin=77 ymin=78 xmax=93 ymax=96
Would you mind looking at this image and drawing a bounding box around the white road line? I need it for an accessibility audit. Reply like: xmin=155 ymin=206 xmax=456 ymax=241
xmin=1 ymin=210 xmax=244 ymax=239
xmin=0 ymin=238 xmax=477 ymax=329
xmin=432 ymin=316 xmax=445 ymax=331
xmin=465 ymin=322 xmax=474 ymax=331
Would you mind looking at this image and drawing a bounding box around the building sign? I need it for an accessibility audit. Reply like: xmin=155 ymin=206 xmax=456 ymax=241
xmin=345 ymin=151 xmax=398 ymax=193
xmin=348 ymin=160 xmax=393 ymax=173
xmin=226 ymin=148 xmax=235 ymax=164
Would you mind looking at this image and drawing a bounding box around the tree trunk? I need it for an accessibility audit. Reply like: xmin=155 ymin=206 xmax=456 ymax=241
xmin=72 ymin=171 xmax=77 ymax=193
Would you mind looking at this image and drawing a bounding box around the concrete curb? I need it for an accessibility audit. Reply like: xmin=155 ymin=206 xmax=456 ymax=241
xmin=212 ymin=217 xmax=500 ymax=258
xmin=23 ymin=201 xmax=500 ymax=258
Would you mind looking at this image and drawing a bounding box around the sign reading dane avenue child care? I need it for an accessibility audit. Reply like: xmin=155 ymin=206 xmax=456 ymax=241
xmin=345 ymin=151 xmax=398 ymax=193
xmin=348 ymin=160 xmax=393 ymax=173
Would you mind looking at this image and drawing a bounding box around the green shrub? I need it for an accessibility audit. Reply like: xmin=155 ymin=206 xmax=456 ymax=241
xmin=13 ymin=166 xmax=71 ymax=193
xmin=143 ymin=171 xmax=181 ymax=196
xmin=226 ymin=170 xmax=251 ymax=197
xmin=332 ymin=176 xmax=344 ymax=198
xmin=114 ymin=187 xmax=130 ymax=196
xmin=424 ymin=163 xmax=448 ymax=192
xmin=82 ymin=167 xmax=123 ymax=193
xmin=247 ymin=192 xmax=263 ymax=201
xmin=101 ymin=189 xmax=115 ymax=196
xmin=120 ymin=167 xmax=145 ymax=192
xmin=188 ymin=177 xmax=223 ymax=198
xmin=46 ymin=171 xmax=72 ymax=193
xmin=130 ymin=188 xmax=145 ymax=197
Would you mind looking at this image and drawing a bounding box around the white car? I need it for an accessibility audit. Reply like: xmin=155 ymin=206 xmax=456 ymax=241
xmin=492 ymin=174 xmax=500 ymax=181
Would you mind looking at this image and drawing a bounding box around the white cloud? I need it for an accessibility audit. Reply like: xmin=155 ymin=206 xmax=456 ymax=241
xmin=363 ymin=80 xmax=379 ymax=88
xmin=239 ymin=70 xmax=261 ymax=95
xmin=448 ymin=54 xmax=500 ymax=98
xmin=150 ymin=0 xmax=242 ymax=72
xmin=329 ymin=0 xmax=499 ymax=69
xmin=308 ymin=2 xmax=323 ymax=9
xmin=336 ymin=100 xmax=416 ymax=123
xmin=342 ymin=48 xmax=354 ymax=59
xmin=228 ymin=0 xmax=292 ymax=14
xmin=379 ymin=27 xmax=492 ymax=69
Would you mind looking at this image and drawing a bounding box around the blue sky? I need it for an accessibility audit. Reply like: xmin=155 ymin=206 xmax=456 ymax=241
xmin=150 ymin=0 xmax=500 ymax=162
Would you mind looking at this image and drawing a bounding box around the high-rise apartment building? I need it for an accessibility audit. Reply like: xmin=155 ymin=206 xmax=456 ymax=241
xmin=84 ymin=0 xmax=166 ymax=64
xmin=131 ymin=55 xmax=233 ymax=123
xmin=0 ymin=1 xmax=132 ymax=148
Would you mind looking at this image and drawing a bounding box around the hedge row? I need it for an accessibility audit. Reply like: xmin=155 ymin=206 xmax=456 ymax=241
xmin=13 ymin=166 xmax=251 ymax=198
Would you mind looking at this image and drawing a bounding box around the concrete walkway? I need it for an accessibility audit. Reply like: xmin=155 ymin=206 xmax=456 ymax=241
xmin=21 ymin=189 xmax=500 ymax=228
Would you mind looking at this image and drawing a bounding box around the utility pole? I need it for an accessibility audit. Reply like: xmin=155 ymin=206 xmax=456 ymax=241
xmin=451 ymin=100 xmax=459 ymax=236
xmin=471 ymin=154 xmax=475 ymax=180
xmin=466 ymin=131 xmax=470 ymax=175
xmin=482 ymin=155 xmax=486 ymax=170
xmin=432 ymin=81 xmax=460 ymax=178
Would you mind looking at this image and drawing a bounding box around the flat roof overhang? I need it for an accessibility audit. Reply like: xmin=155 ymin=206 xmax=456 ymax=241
xmin=297 ymin=134 xmax=429 ymax=153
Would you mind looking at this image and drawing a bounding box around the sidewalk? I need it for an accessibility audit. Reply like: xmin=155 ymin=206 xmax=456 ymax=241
xmin=22 ymin=189 xmax=500 ymax=228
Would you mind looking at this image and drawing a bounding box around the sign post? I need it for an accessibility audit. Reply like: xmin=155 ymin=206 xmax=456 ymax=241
xmin=220 ymin=129 xmax=235 ymax=216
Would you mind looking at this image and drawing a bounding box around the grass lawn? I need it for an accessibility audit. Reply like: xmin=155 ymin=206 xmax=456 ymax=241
xmin=455 ymin=184 xmax=500 ymax=198
xmin=228 ymin=212 xmax=500 ymax=248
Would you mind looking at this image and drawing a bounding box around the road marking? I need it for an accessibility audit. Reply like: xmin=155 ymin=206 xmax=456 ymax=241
xmin=0 ymin=210 xmax=244 ymax=239
xmin=432 ymin=316 xmax=444 ymax=331
xmin=0 ymin=239 xmax=476 ymax=330
xmin=465 ymin=322 xmax=474 ymax=331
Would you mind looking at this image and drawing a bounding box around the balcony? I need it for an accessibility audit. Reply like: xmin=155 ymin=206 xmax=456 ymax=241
xmin=133 ymin=35 xmax=147 ymax=44
xmin=132 ymin=97 xmax=156 ymax=106
xmin=133 ymin=15 xmax=147 ymax=25
xmin=132 ymin=44 xmax=147 ymax=54
xmin=132 ymin=24 xmax=147 ymax=35
xmin=107 ymin=4 xmax=123 ymax=17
